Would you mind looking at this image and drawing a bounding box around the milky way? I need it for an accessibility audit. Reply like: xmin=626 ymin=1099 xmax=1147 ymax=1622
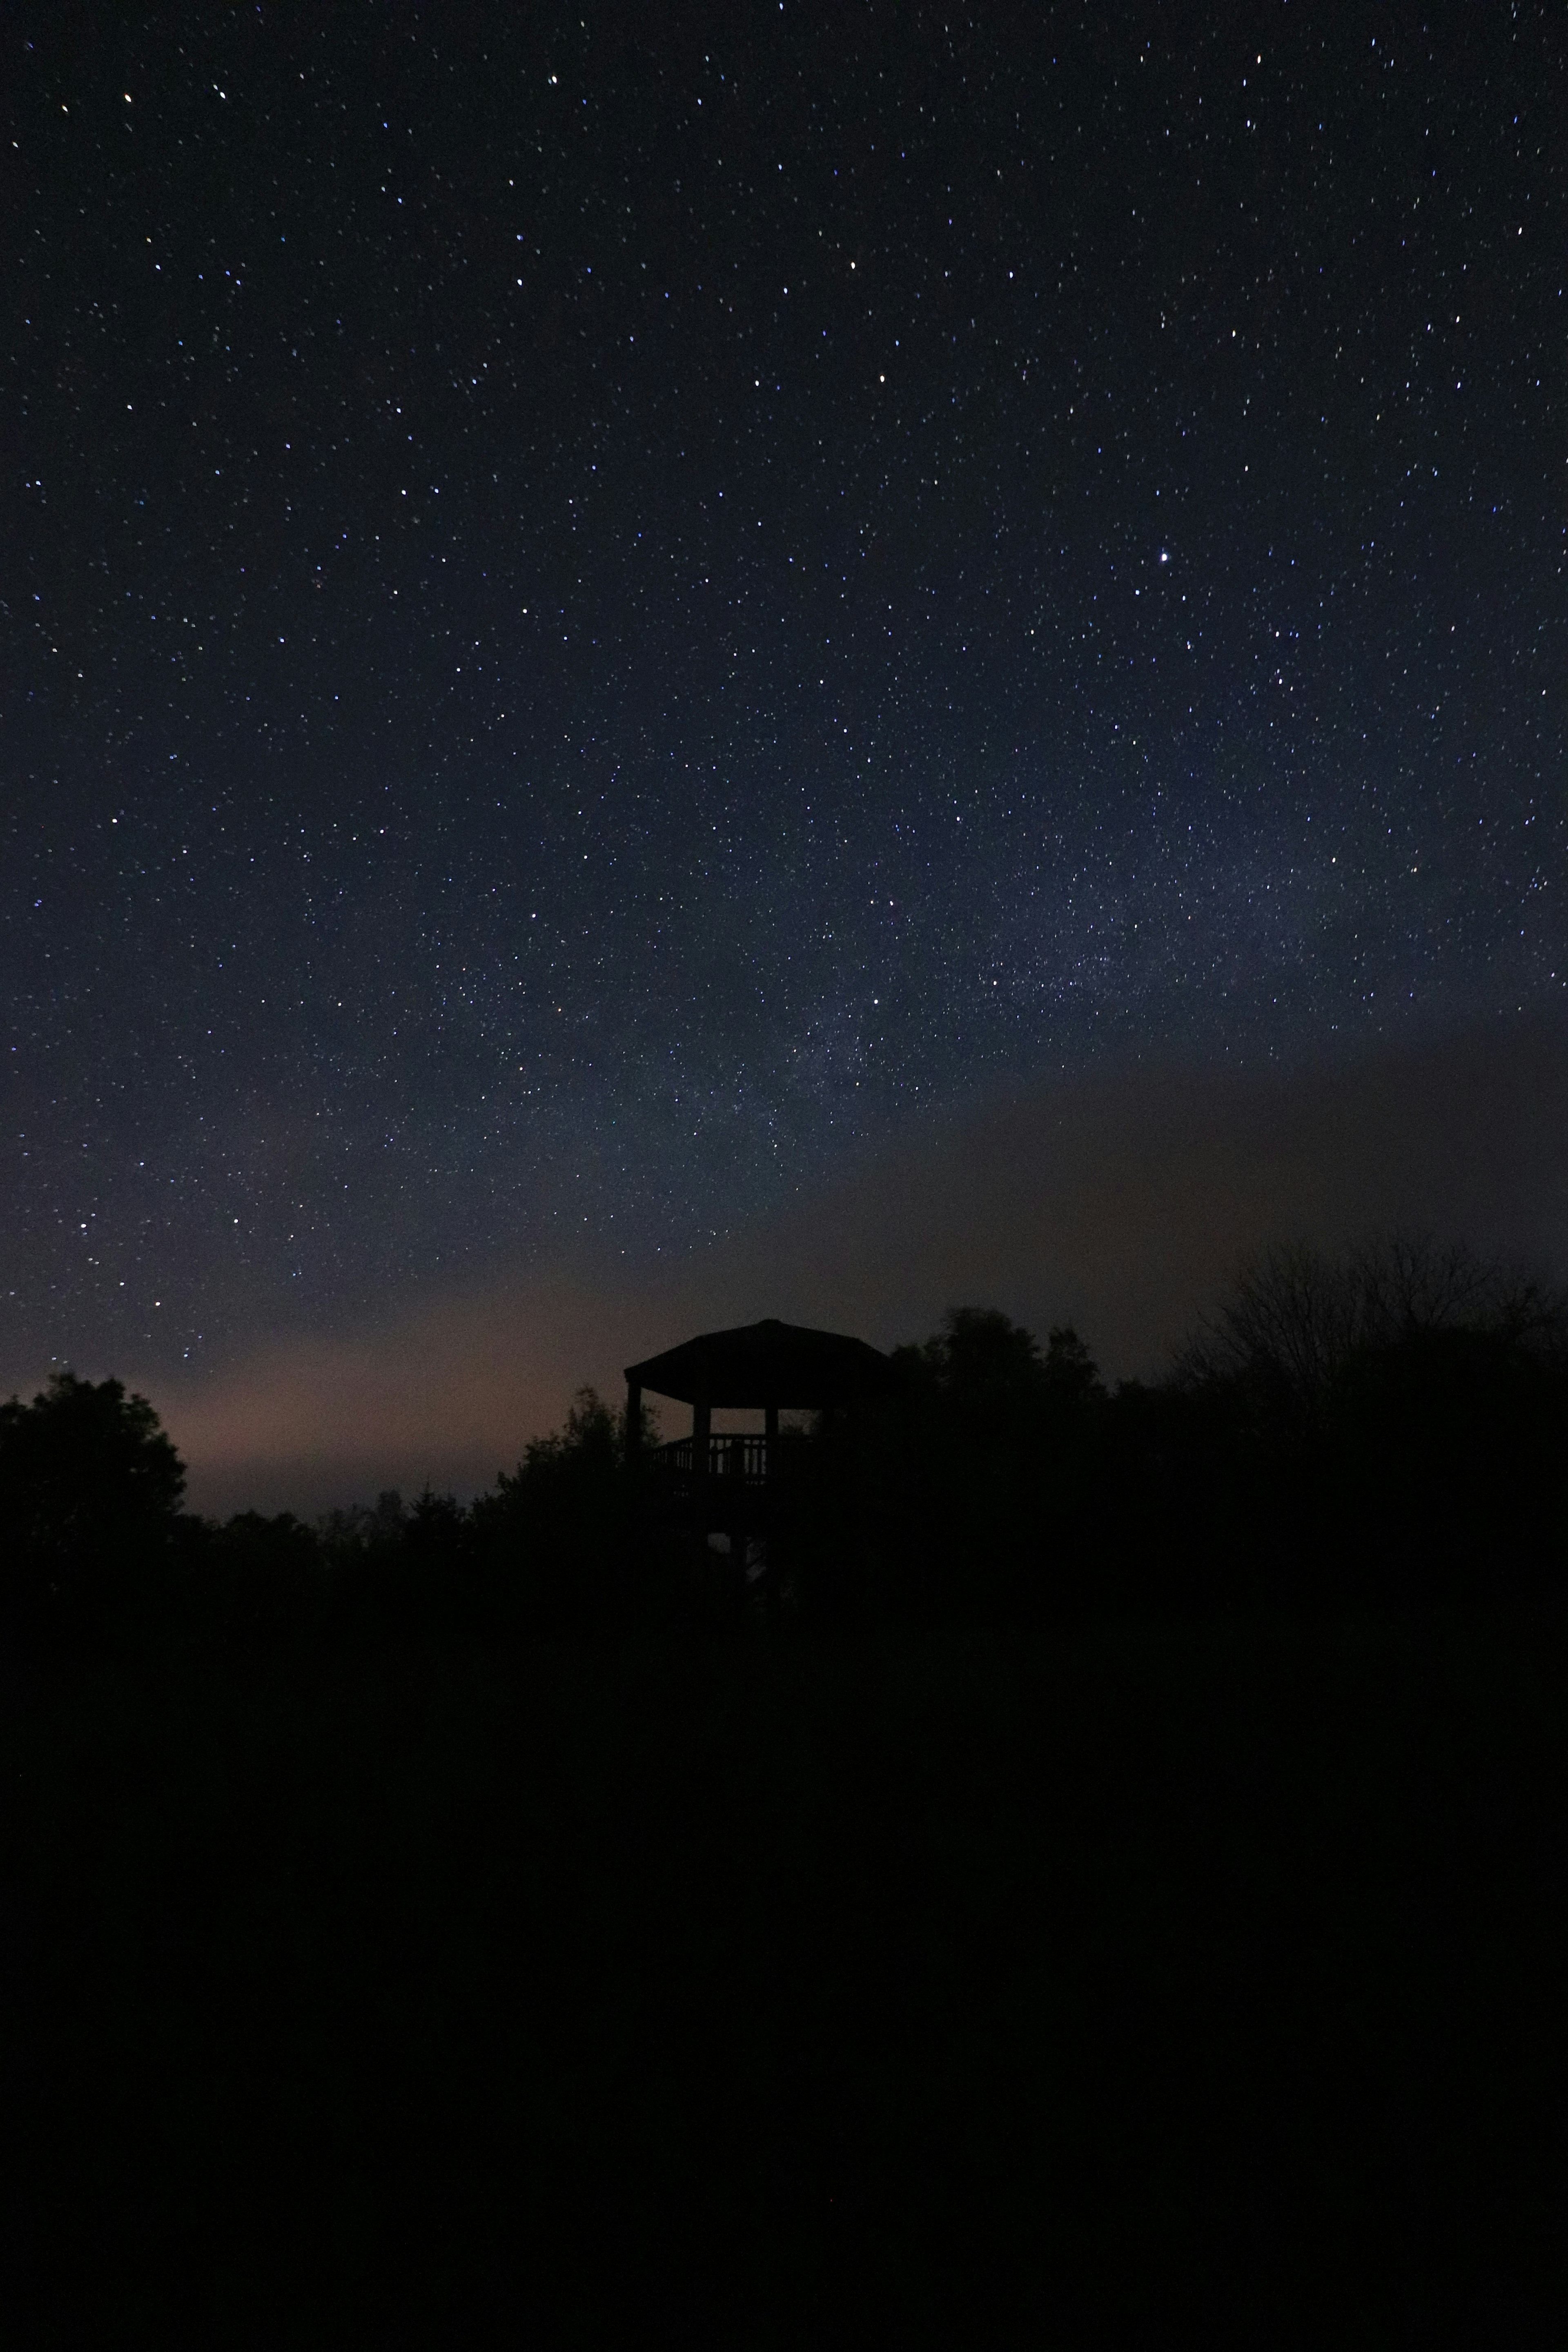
xmin=3 ymin=5 xmax=1563 ymax=1389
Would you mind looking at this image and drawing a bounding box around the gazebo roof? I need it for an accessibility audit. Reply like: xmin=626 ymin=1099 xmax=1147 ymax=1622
xmin=625 ymin=1316 xmax=895 ymax=1409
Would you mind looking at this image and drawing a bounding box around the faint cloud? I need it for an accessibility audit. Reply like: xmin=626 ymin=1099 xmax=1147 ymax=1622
xmin=158 ymin=1013 xmax=1568 ymax=1517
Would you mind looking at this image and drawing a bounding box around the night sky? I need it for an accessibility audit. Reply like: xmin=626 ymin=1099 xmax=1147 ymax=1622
xmin=4 ymin=4 xmax=1564 ymax=1506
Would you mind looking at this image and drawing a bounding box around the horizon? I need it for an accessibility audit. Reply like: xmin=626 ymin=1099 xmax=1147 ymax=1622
xmin=11 ymin=1007 xmax=1562 ymax=1520
xmin=4 ymin=10 xmax=1562 ymax=1520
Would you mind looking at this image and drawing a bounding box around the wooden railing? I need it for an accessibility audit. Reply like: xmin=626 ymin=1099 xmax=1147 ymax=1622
xmin=649 ymin=1433 xmax=806 ymax=1487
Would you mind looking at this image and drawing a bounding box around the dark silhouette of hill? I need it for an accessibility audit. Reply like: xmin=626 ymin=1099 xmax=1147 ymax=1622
xmin=3 ymin=1232 xmax=1564 ymax=1651
xmin=2 ymin=1235 xmax=1566 ymax=2343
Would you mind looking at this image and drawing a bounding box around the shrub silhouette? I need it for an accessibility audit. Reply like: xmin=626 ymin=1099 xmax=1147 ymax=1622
xmin=205 ymin=1510 xmax=326 ymax=1650
xmin=472 ymin=1385 xmax=654 ymax=1630
xmin=808 ymin=1309 xmax=1115 ymax=1626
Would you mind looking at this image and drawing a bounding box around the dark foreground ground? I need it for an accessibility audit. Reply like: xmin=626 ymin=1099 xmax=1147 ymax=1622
xmin=3 ymin=1607 xmax=1566 ymax=2348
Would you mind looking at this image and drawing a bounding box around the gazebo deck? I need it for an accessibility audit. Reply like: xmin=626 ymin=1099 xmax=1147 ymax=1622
xmin=624 ymin=1317 xmax=893 ymax=1558
xmin=648 ymin=1429 xmax=811 ymax=1494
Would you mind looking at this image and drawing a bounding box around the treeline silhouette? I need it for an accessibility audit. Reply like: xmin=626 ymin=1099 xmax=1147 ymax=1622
xmin=6 ymin=1236 xmax=1568 ymax=2346
xmin=3 ymin=1233 xmax=1564 ymax=1658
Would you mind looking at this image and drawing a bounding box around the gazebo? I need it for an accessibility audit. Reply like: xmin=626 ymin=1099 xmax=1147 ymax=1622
xmin=624 ymin=1316 xmax=896 ymax=1565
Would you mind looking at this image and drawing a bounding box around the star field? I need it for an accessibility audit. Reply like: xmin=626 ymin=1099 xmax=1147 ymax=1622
xmin=2 ymin=3 xmax=1564 ymax=1386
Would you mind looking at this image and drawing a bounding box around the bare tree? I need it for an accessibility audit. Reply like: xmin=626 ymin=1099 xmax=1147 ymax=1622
xmin=1351 ymin=1233 xmax=1567 ymax=1355
xmin=1176 ymin=1241 xmax=1362 ymax=1431
xmin=1176 ymin=1233 xmax=1568 ymax=1439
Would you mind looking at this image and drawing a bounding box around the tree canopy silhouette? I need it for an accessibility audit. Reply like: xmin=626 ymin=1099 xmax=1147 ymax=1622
xmin=1176 ymin=1233 xmax=1568 ymax=1441
xmin=5 ymin=1232 xmax=1563 ymax=1652
xmin=1169 ymin=1236 xmax=1568 ymax=1604
xmin=0 ymin=1371 xmax=187 ymax=1640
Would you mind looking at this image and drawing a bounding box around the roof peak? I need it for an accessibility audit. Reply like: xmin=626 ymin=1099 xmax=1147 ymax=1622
xmin=624 ymin=1316 xmax=894 ymax=1408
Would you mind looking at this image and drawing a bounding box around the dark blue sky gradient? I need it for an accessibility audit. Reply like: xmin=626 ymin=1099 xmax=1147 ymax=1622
xmin=3 ymin=2 xmax=1564 ymax=1400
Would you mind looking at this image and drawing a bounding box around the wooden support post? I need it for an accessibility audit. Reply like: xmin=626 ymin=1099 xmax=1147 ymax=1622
xmin=762 ymin=1399 xmax=780 ymax=1612
xmin=692 ymin=1393 xmax=711 ymax=1539
xmin=625 ymin=1379 xmax=643 ymax=1470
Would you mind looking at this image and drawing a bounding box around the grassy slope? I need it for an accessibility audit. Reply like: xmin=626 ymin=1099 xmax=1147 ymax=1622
xmin=3 ymin=1611 xmax=1566 ymax=2347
